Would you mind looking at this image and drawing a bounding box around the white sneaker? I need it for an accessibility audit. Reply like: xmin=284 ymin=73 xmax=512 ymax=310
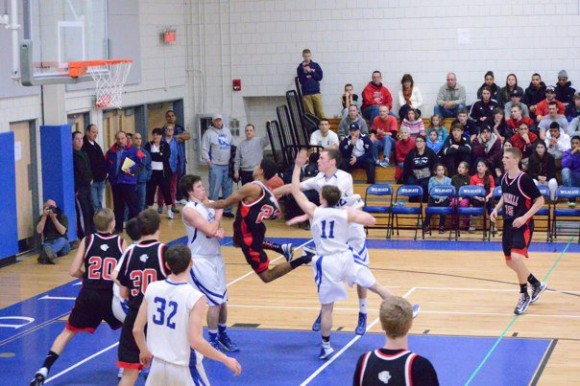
xmin=319 ymin=342 xmax=334 ymax=360
xmin=177 ymin=199 xmax=188 ymax=206
xmin=117 ymin=368 xmax=124 ymax=380
xmin=167 ymin=210 xmax=174 ymax=220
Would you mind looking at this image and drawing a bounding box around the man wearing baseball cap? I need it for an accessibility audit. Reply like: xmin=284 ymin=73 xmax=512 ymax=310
xmin=201 ymin=114 xmax=235 ymax=217
xmin=535 ymin=85 xmax=565 ymax=123
xmin=503 ymin=88 xmax=530 ymax=118
xmin=339 ymin=123 xmax=375 ymax=184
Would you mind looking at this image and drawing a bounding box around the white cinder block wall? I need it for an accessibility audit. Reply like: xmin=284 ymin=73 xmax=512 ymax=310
xmin=193 ymin=0 xmax=580 ymax=138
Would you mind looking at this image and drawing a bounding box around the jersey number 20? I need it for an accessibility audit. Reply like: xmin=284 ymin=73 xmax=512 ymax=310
xmin=152 ymin=297 xmax=178 ymax=329
xmin=87 ymin=257 xmax=117 ymax=280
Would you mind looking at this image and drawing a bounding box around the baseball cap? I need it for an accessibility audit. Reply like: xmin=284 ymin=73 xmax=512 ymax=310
xmin=546 ymin=85 xmax=555 ymax=93
xmin=510 ymin=89 xmax=523 ymax=98
xmin=212 ymin=114 xmax=223 ymax=121
xmin=349 ymin=123 xmax=360 ymax=131
xmin=480 ymin=124 xmax=492 ymax=133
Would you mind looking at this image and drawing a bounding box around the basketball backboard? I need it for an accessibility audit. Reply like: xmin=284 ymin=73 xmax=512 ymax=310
xmin=20 ymin=0 xmax=108 ymax=86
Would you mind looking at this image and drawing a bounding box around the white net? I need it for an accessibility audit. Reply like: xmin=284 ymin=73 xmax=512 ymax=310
xmin=87 ymin=61 xmax=133 ymax=109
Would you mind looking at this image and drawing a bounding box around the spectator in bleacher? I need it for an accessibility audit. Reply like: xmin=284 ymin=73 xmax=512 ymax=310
xmin=561 ymin=136 xmax=580 ymax=206
xmin=402 ymin=134 xmax=438 ymax=202
xmin=545 ymin=121 xmax=571 ymax=162
xmin=454 ymin=109 xmax=477 ymax=141
xmin=371 ymin=105 xmax=398 ymax=168
xmin=339 ymin=123 xmax=375 ymax=184
xmin=494 ymin=140 xmax=512 ymax=184
xmin=338 ymin=105 xmax=368 ymax=141
xmin=434 ymin=72 xmax=466 ymax=119
xmin=505 ymin=104 xmax=535 ymax=141
xmin=538 ymin=102 xmax=568 ymax=139
xmin=132 ymin=133 xmax=152 ymax=212
xmin=568 ymin=116 xmax=580 ymax=138
xmin=400 ymin=108 xmax=425 ymax=140
xmin=524 ymin=73 xmax=547 ymax=120
xmin=498 ymin=73 xmax=524 ymax=108
xmin=297 ymin=48 xmax=324 ymax=119
xmin=441 ymin=123 xmax=472 ymax=177
xmin=555 ymin=70 xmax=576 ymax=107
xmin=503 ymin=89 xmax=529 ymax=118
xmin=430 ymin=114 xmax=447 ymax=142
xmin=201 ymin=114 xmax=234 ymax=217
xmin=528 ymin=141 xmax=558 ymax=200
xmin=395 ymin=127 xmax=415 ymax=169
xmin=398 ymin=73 xmax=423 ymax=120
xmin=565 ymin=93 xmax=580 ymax=122
xmin=471 ymin=124 xmax=501 ymax=173
xmin=476 ymin=71 xmax=500 ymax=102
xmin=361 ymin=71 xmax=393 ymax=123
xmin=450 ymin=161 xmax=471 ymax=230
xmin=490 ymin=108 xmax=507 ymax=143
xmin=510 ymin=123 xmax=537 ymax=160
xmin=310 ymin=118 xmax=339 ymax=149
xmin=234 ymin=123 xmax=270 ymax=185
xmin=341 ymin=83 xmax=360 ymax=118
xmin=469 ymin=160 xmax=495 ymax=229
xmin=469 ymin=86 xmax=498 ymax=133
xmin=535 ymin=85 xmax=565 ymax=123
xmin=426 ymin=129 xmax=444 ymax=155
xmin=423 ymin=163 xmax=452 ymax=234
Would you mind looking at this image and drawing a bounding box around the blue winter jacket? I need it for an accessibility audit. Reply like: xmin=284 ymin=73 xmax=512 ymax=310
xmin=105 ymin=143 xmax=144 ymax=185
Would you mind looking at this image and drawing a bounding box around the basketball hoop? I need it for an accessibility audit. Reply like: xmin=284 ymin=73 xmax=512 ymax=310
xmin=68 ymin=59 xmax=133 ymax=109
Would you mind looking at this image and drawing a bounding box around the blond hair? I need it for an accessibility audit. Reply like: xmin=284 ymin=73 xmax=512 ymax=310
xmin=93 ymin=208 xmax=115 ymax=232
xmin=379 ymin=297 xmax=413 ymax=339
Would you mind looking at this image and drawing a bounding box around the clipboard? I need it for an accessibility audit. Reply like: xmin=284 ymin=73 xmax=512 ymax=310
xmin=121 ymin=157 xmax=135 ymax=172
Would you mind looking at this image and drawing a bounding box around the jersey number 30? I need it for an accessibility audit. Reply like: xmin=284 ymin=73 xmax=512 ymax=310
xmin=152 ymin=297 xmax=178 ymax=329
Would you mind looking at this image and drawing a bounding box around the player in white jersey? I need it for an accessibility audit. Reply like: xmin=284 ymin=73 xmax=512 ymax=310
xmin=290 ymin=150 xmax=397 ymax=360
xmin=179 ymin=174 xmax=238 ymax=352
xmin=276 ymin=147 xmax=371 ymax=335
xmin=133 ymin=244 xmax=241 ymax=385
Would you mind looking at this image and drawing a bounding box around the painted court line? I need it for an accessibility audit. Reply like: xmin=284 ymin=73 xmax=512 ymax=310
xmin=300 ymin=287 xmax=417 ymax=386
xmin=464 ymin=237 xmax=574 ymax=385
xmin=42 ymin=239 xmax=314 ymax=383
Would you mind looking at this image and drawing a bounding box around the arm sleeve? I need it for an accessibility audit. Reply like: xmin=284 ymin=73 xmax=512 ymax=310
xmin=398 ymin=90 xmax=405 ymax=106
xmin=233 ymin=144 xmax=241 ymax=172
xmin=312 ymin=63 xmax=323 ymax=81
xmin=411 ymin=356 xmax=440 ymax=386
xmin=436 ymin=86 xmax=445 ymax=107
xmin=201 ymin=131 xmax=211 ymax=163
xmin=261 ymin=136 xmax=270 ymax=148
xmin=360 ymin=120 xmax=369 ymax=135
xmin=459 ymin=85 xmax=467 ymax=105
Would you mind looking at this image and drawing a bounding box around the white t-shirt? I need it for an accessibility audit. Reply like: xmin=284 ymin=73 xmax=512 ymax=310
xmin=145 ymin=280 xmax=203 ymax=366
xmin=300 ymin=170 xmax=354 ymax=197
xmin=310 ymin=130 xmax=339 ymax=148
xmin=150 ymin=144 xmax=163 ymax=171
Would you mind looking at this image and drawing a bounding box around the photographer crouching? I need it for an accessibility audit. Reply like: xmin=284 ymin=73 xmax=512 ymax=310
xmin=36 ymin=199 xmax=70 ymax=264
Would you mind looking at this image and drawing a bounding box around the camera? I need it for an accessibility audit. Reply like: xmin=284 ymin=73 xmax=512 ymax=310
xmin=48 ymin=206 xmax=57 ymax=214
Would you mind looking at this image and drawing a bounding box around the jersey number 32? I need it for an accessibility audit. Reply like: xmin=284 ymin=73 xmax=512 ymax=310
xmin=152 ymin=297 xmax=178 ymax=329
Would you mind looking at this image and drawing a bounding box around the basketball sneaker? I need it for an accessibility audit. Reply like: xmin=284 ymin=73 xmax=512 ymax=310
xmin=167 ymin=210 xmax=174 ymax=220
xmin=514 ymin=293 xmax=531 ymax=315
xmin=530 ymin=282 xmax=548 ymax=304
xmin=281 ymin=243 xmax=294 ymax=262
xmin=218 ymin=332 xmax=240 ymax=352
xmin=43 ymin=246 xmax=57 ymax=264
xmin=412 ymin=304 xmax=420 ymax=318
xmin=355 ymin=312 xmax=367 ymax=335
xmin=209 ymin=336 xmax=222 ymax=352
xmin=312 ymin=313 xmax=321 ymax=332
xmin=30 ymin=367 xmax=48 ymax=386
xmin=117 ymin=368 xmax=124 ymax=380
xmin=157 ymin=205 xmax=164 ymax=214
xmin=319 ymin=342 xmax=334 ymax=360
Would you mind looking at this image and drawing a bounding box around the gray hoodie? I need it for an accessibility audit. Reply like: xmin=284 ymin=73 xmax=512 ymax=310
xmin=201 ymin=125 xmax=233 ymax=165
xmin=234 ymin=136 xmax=269 ymax=172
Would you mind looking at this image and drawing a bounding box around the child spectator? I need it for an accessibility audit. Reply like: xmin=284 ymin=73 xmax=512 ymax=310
xmin=451 ymin=161 xmax=471 ymax=230
xmin=424 ymin=163 xmax=452 ymax=234
xmin=401 ymin=108 xmax=425 ymax=140
xmin=426 ymin=129 xmax=444 ymax=155
xmin=430 ymin=114 xmax=447 ymax=142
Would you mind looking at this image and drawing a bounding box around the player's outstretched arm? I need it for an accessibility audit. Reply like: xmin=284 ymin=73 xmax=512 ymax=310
xmin=346 ymin=207 xmax=377 ymax=227
xmin=286 ymin=213 xmax=309 ymax=226
xmin=69 ymin=237 xmax=87 ymax=278
xmin=132 ymin=299 xmax=152 ymax=368
xmin=207 ymin=184 xmax=256 ymax=210
xmin=189 ymin=298 xmax=242 ymax=376
xmin=273 ymin=184 xmax=292 ymax=198
xmin=291 ymin=150 xmax=317 ymax=218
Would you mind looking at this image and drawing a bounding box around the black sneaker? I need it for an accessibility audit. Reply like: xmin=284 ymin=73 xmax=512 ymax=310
xmin=43 ymin=246 xmax=57 ymax=264
xmin=223 ymin=212 xmax=235 ymax=218
xmin=514 ymin=293 xmax=531 ymax=315
xmin=530 ymin=282 xmax=547 ymax=304
xmin=30 ymin=367 xmax=48 ymax=386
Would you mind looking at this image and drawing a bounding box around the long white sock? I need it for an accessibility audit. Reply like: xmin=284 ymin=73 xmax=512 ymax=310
xmin=359 ymin=298 xmax=368 ymax=314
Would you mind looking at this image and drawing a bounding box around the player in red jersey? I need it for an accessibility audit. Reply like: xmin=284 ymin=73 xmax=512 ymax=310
xmin=30 ymin=208 xmax=127 ymax=386
xmin=206 ymin=159 xmax=311 ymax=282
xmin=490 ymin=147 xmax=548 ymax=315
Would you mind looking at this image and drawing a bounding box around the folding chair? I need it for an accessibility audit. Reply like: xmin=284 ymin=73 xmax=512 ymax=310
xmin=552 ymin=187 xmax=580 ymax=242
xmin=424 ymin=185 xmax=456 ymax=240
xmin=488 ymin=186 xmax=503 ymax=240
xmin=456 ymin=185 xmax=488 ymax=241
xmin=388 ymin=185 xmax=424 ymax=240
xmin=362 ymin=184 xmax=393 ymax=237
xmin=535 ymin=185 xmax=552 ymax=242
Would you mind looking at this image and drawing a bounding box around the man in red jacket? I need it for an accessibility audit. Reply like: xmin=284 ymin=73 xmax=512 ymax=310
xmin=361 ymin=71 xmax=393 ymax=124
xmin=535 ymin=85 xmax=565 ymax=122
xmin=510 ymin=123 xmax=537 ymax=159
